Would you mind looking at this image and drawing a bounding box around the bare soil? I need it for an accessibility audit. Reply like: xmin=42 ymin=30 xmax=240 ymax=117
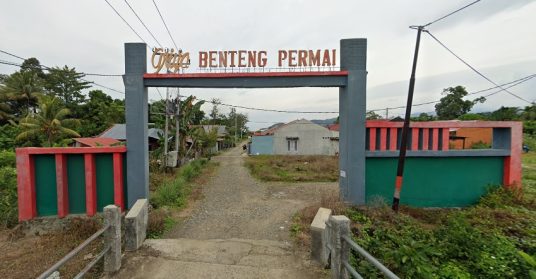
xmin=165 ymin=148 xmax=338 ymax=242
xmin=0 ymin=218 xmax=103 ymax=279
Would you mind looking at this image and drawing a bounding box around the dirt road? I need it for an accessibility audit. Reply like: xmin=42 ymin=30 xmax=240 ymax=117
xmin=113 ymin=146 xmax=337 ymax=278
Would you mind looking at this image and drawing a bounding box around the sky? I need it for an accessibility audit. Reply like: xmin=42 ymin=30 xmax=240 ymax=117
xmin=1 ymin=0 xmax=535 ymax=130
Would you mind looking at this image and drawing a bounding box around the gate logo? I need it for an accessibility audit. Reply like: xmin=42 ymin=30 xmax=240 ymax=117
xmin=151 ymin=48 xmax=191 ymax=73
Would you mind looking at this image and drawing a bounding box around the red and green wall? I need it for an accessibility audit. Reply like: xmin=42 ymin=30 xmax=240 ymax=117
xmin=17 ymin=147 xmax=127 ymax=221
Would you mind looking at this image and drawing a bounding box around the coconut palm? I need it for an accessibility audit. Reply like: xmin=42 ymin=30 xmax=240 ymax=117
xmin=17 ymin=96 xmax=80 ymax=147
xmin=0 ymin=71 xmax=42 ymax=117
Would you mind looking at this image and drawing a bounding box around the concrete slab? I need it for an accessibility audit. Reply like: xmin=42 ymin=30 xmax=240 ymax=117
xmin=125 ymin=199 xmax=148 ymax=251
xmin=311 ymin=207 xmax=332 ymax=266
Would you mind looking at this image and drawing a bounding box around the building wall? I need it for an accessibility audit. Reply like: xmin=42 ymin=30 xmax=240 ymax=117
xmin=450 ymin=128 xmax=493 ymax=149
xmin=273 ymin=120 xmax=337 ymax=155
xmin=251 ymin=136 xmax=274 ymax=155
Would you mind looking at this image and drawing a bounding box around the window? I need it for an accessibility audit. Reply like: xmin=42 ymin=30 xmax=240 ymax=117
xmin=287 ymin=139 xmax=298 ymax=151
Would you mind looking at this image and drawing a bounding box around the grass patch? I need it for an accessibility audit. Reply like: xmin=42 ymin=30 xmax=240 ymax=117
xmin=150 ymin=159 xmax=209 ymax=209
xmin=293 ymin=153 xmax=536 ymax=278
xmin=245 ymin=155 xmax=338 ymax=182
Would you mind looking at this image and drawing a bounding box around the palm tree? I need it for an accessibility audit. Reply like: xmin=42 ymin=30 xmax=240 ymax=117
xmin=178 ymin=96 xmax=205 ymax=154
xmin=0 ymin=71 xmax=42 ymax=117
xmin=17 ymin=96 xmax=80 ymax=147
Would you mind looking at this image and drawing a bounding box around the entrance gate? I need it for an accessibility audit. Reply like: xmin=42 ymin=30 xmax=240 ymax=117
xmin=123 ymin=39 xmax=367 ymax=207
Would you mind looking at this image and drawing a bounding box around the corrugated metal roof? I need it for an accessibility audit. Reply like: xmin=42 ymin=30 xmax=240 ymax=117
xmin=73 ymin=137 xmax=120 ymax=147
xmin=99 ymin=124 xmax=163 ymax=140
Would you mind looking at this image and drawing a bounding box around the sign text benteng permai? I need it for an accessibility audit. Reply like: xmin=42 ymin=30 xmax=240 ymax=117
xmin=151 ymin=48 xmax=337 ymax=73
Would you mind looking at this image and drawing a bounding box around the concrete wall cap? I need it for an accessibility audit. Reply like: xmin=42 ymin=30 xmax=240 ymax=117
xmin=311 ymin=207 xmax=332 ymax=231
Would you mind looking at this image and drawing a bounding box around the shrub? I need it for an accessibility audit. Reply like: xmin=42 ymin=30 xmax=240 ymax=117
xmin=470 ymin=140 xmax=490 ymax=149
xmin=0 ymin=166 xmax=18 ymax=228
xmin=0 ymin=150 xmax=15 ymax=168
xmin=150 ymin=159 xmax=208 ymax=209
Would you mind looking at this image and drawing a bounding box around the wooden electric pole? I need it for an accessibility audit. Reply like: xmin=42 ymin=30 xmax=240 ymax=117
xmin=392 ymin=26 xmax=424 ymax=212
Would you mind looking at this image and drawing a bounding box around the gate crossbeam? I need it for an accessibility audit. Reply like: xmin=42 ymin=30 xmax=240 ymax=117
xmin=143 ymin=71 xmax=348 ymax=88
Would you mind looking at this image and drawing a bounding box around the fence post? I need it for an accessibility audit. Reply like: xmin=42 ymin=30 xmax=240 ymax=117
xmin=329 ymin=215 xmax=351 ymax=279
xmin=104 ymin=205 xmax=121 ymax=272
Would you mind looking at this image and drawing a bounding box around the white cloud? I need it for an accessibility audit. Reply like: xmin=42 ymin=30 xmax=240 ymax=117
xmin=0 ymin=0 xmax=534 ymax=130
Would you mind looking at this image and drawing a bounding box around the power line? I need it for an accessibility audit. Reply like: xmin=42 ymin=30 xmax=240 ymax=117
xmin=0 ymin=49 xmax=122 ymax=77
xmin=152 ymin=0 xmax=179 ymax=51
xmin=369 ymin=73 xmax=536 ymax=112
xmin=0 ymin=57 xmax=126 ymax=95
xmin=424 ymin=30 xmax=533 ymax=104
xmin=123 ymin=0 xmax=162 ymax=48
xmin=423 ymin=0 xmax=481 ymax=27
xmin=103 ymin=0 xmax=150 ymax=46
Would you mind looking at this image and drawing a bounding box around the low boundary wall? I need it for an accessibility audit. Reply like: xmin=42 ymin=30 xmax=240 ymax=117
xmin=364 ymin=121 xmax=522 ymax=207
xmin=16 ymin=147 xmax=127 ymax=221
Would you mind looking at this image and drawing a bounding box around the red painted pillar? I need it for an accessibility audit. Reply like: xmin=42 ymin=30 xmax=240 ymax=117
xmin=389 ymin=128 xmax=398 ymax=151
xmin=442 ymin=128 xmax=450 ymax=151
xmin=84 ymin=153 xmax=97 ymax=216
xmin=432 ymin=128 xmax=439 ymax=150
xmin=422 ymin=128 xmax=429 ymax=150
xmin=380 ymin=128 xmax=387 ymax=151
xmin=369 ymin=128 xmax=377 ymax=151
xmin=504 ymin=123 xmax=523 ymax=187
xmin=113 ymin=153 xmax=125 ymax=211
xmin=55 ymin=154 xmax=69 ymax=218
xmin=16 ymin=149 xmax=36 ymax=221
xmin=411 ymin=128 xmax=419 ymax=151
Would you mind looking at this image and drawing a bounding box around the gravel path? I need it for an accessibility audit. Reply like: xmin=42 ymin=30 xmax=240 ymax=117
xmin=165 ymin=146 xmax=338 ymax=242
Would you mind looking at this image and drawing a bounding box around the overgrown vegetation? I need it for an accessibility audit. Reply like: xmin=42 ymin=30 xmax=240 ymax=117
xmin=0 ymin=150 xmax=17 ymax=228
xmin=147 ymin=159 xmax=216 ymax=238
xmin=293 ymin=153 xmax=536 ymax=278
xmin=245 ymin=155 xmax=338 ymax=182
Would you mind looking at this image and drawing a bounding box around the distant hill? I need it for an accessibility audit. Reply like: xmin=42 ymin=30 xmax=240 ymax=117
xmin=310 ymin=117 xmax=337 ymax=126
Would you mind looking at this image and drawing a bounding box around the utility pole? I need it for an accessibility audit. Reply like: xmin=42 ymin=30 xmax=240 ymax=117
xmin=385 ymin=107 xmax=389 ymax=120
xmin=392 ymin=26 xmax=423 ymax=212
xmin=175 ymin=89 xmax=180 ymax=154
xmin=163 ymin=87 xmax=170 ymax=164
xmin=235 ymin=113 xmax=238 ymax=144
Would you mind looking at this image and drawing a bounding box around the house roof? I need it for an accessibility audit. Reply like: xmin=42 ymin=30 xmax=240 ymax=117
xmin=255 ymin=119 xmax=329 ymax=136
xmin=327 ymin=124 xmax=340 ymax=131
xmin=194 ymin=125 xmax=228 ymax=137
xmin=73 ymin=137 xmax=120 ymax=147
xmin=99 ymin=124 xmax=163 ymax=140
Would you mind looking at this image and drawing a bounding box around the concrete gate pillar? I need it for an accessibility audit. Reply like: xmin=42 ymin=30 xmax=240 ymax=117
xmin=124 ymin=43 xmax=149 ymax=208
xmin=339 ymin=39 xmax=367 ymax=205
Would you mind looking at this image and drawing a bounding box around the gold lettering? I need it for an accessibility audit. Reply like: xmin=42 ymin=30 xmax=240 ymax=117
xmin=152 ymin=48 xmax=191 ymax=73
xmin=322 ymin=49 xmax=331 ymax=66
xmin=298 ymin=50 xmax=307 ymax=67
xmin=209 ymin=51 xmax=217 ymax=67
xmin=308 ymin=50 xmax=320 ymax=66
xmin=278 ymin=50 xmax=287 ymax=67
xmin=248 ymin=51 xmax=257 ymax=67
xmin=218 ymin=51 xmax=228 ymax=67
xmin=288 ymin=50 xmax=297 ymax=67
xmin=258 ymin=51 xmax=267 ymax=67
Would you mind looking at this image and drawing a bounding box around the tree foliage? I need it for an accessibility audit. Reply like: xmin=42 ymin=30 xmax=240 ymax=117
xmin=17 ymin=96 xmax=80 ymax=147
xmin=435 ymin=86 xmax=486 ymax=120
xmin=44 ymin=66 xmax=90 ymax=108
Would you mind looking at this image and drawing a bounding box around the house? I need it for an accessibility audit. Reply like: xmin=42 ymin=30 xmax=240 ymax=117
xmin=194 ymin=125 xmax=229 ymax=153
xmin=449 ymin=127 xmax=492 ymax=149
xmin=99 ymin=124 xmax=164 ymax=150
xmin=71 ymin=137 xmax=120 ymax=147
xmin=250 ymin=119 xmax=339 ymax=155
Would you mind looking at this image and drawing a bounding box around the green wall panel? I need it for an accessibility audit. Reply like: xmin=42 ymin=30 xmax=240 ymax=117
xmin=34 ymin=155 xmax=57 ymax=216
xmin=365 ymin=157 xmax=504 ymax=207
xmin=67 ymin=155 xmax=86 ymax=214
xmin=95 ymin=154 xmax=114 ymax=211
